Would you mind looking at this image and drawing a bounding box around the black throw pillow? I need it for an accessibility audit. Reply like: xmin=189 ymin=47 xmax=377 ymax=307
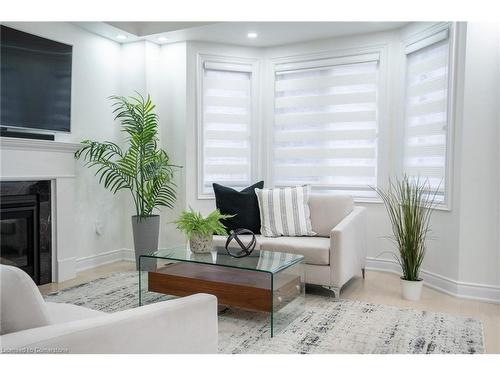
xmin=213 ymin=181 xmax=264 ymax=234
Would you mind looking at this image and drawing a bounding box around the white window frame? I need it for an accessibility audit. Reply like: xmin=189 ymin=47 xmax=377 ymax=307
xmin=196 ymin=53 xmax=260 ymax=199
xmin=263 ymin=46 xmax=390 ymax=203
xmin=400 ymin=22 xmax=458 ymax=211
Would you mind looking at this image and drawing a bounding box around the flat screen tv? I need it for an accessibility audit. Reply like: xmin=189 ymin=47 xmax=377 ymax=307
xmin=1 ymin=25 xmax=72 ymax=133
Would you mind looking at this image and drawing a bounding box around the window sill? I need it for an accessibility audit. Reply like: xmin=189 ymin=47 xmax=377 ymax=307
xmin=198 ymin=194 xmax=451 ymax=211
xmin=355 ymin=198 xmax=452 ymax=212
xmin=197 ymin=194 xmax=215 ymax=200
xmin=353 ymin=197 xmax=383 ymax=204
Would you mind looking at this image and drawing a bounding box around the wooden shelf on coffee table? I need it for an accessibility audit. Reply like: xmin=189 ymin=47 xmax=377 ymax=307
xmin=148 ymin=262 xmax=300 ymax=312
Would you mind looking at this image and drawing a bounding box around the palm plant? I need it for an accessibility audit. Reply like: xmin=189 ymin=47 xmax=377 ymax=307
xmin=373 ymin=175 xmax=439 ymax=281
xmin=75 ymin=93 xmax=179 ymax=219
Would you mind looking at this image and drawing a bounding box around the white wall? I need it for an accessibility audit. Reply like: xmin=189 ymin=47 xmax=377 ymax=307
xmin=157 ymin=42 xmax=188 ymax=247
xmin=457 ymin=23 xmax=500 ymax=287
xmin=120 ymin=42 xmax=147 ymax=97
xmin=498 ymin=23 xmax=500 ymax=290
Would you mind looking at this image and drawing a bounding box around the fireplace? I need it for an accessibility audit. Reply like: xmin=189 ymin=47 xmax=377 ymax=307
xmin=0 ymin=180 xmax=52 ymax=285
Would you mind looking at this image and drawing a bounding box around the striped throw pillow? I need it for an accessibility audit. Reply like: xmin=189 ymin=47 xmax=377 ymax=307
xmin=254 ymin=185 xmax=316 ymax=237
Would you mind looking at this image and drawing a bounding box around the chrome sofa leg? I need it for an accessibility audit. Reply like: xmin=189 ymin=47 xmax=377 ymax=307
xmin=332 ymin=287 xmax=340 ymax=298
xmin=362 ymin=268 xmax=366 ymax=279
xmin=322 ymin=285 xmax=341 ymax=298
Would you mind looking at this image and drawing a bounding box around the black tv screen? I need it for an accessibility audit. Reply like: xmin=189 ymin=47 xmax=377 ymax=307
xmin=1 ymin=25 xmax=72 ymax=133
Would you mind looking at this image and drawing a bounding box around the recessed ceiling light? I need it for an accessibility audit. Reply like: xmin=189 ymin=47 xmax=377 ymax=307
xmin=247 ymin=32 xmax=258 ymax=39
xmin=157 ymin=36 xmax=168 ymax=42
xmin=116 ymin=34 xmax=127 ymax=40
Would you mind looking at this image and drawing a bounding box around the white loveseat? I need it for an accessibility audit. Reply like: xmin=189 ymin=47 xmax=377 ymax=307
xmin=214 ymin=194 xmax=367 ymax=296
xmin=0 ymin=265 xmax=218 ymax=354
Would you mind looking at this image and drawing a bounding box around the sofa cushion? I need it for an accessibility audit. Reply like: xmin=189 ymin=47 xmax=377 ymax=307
xmin=214 ymin=235 xmax=329 ymax=265
xmin=46 ymin=302 xmax=107 ymax=324
xmin=213 ymin=181 xmax=264 ymax=234
xmin=0 ymin=265 xmax=51 ymax=335
xmin=308 ymin=194 xmax=354 ymax=237
xmin=259 ymin=236 xmax=330 ymax=266
xmin=255 ymin=185 xmax=316 ymax=237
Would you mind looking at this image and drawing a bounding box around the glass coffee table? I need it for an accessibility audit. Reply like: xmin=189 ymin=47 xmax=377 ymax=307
xmin=139 ymin=246 xmax=305 ymax=337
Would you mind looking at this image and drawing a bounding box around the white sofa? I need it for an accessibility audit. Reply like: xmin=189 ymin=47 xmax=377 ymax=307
xmin=214 ymin=194 xmax=367 ymax=296
xmin=0 ymin=265 xmax=218 ymax=354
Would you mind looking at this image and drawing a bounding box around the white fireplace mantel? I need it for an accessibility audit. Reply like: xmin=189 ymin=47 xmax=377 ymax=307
xmin=0 ymin=137 xmax=81 ymax=153
xmin=1 ymin=137 xmax=83 ymax=282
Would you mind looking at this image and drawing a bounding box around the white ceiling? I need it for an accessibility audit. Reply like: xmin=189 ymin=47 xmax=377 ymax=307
xmin=105 ymin=22 xmax=218 ymax=36
xmin=75 ymin=22 xmax=408 ymax=47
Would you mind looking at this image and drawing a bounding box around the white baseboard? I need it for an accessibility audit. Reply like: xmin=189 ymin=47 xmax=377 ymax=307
xmin=56 ymin=256 xmax=76 ymax=282
xmin=76 ymin=248 xmax=135 ymax=272
xmin=121 ymin=248 xmax=135 ymax=261
xmin=366 ymin=257 xmax=500 ymax=304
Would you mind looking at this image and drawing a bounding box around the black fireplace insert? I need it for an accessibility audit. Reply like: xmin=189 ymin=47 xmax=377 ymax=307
xmin=0 ymin=180 xmax=52 ymax=285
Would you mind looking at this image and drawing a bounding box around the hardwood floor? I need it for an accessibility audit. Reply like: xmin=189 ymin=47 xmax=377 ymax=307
xmin=39 ymin=261 xmax=500 ymax=354
xmin=38 ymin=261 xmax=136 ymax=295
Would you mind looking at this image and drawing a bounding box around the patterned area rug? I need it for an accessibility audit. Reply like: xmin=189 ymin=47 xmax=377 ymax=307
xmin=46 ymin=271 xmax=484 ymax=354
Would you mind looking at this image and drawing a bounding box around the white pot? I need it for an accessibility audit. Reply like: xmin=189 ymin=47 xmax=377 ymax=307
xmin=189 ymin=232 xmax=213 ymax=254
xmin=400 ymin=278 xmax=423 ymax=301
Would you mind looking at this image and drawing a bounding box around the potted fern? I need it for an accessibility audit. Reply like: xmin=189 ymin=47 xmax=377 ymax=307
xmin=75 ymin=94 xmax=179 ymax=269
xmin=174 ymin=209 xmax=232 ymax=253
xmin=373 ymin=175 xmax=439 ymax=301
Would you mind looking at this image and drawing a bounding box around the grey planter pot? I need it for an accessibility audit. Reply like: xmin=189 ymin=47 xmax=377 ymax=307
xmin=131 ymin=215 xmax=159 ymax=271
xmin=189 ymin=232 xmax=213 ymax=254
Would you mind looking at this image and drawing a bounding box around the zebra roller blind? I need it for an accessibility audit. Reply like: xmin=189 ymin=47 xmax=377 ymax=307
xmin=273 ymin=53 xmax=380 ymax=198
xmin=201 ymin=61 xmax=253 ymax=195
xmin=403 ymin=30 xmax=450 ymax=202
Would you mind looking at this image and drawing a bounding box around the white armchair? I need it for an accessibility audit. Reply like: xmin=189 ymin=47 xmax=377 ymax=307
xmin=298 ymin=194 xmax=367 ymax=295
xmin=0 ymin=265 xmax=218 ymax=354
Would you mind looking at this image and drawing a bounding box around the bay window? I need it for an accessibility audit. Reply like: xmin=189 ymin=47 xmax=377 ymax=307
xmin=196 ymin=24 xmax=456 ymax=205
xmin=198 ymin=59 xmax=257 ymax=197
xmin=403 ymin=27 xmax=453 ymax=204
xmin=272 ymin=53 xmax=380 ymax=198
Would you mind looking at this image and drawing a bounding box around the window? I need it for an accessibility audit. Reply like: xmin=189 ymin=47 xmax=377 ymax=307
xmin=199 ymin=60 xmax=255 ymax=196
xmin=403 ymin=28 xmax=451 ymax=204
xmin=272 ymin=53 xmax=380 ymax=198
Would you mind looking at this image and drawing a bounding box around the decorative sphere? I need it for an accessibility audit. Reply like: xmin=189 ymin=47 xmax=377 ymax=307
xmin=225 ymin=228 xmax=256 ymax=258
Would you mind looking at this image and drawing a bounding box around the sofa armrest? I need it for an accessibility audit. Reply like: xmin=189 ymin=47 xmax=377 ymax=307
xmin=329 ymin=206 xmax=367 ymax=288
xmin=0 ymin=294 xmax=218 ymax=354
